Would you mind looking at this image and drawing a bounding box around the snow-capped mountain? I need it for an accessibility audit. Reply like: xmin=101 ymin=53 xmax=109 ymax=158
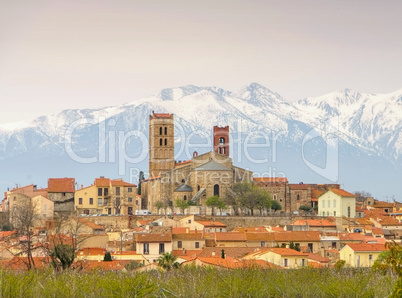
xmin=0 ymin=83 xmax=400 ymax=200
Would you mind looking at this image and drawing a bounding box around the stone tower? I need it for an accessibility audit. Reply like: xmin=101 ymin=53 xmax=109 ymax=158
xmin=149 ymin=111 xmax=175 ymax=177
xmin=213 ymin=126 xmax=229 ymax=157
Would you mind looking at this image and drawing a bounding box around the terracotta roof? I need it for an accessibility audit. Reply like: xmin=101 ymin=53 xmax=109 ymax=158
xmin=110 ymin=179 xmax=137 ymax=187
xmin=195 ymin=221 xmax=226 ymax=227
xmin=135 ymin=233 xmax=172 ymax=243
xmin=173 ymin=250 xmax=203 ymax=258
xmin=0 ymin=231 xmax=16 ymax=238
xmin=289 ymin=184 xmax=310 ymax=190
xmin=338 ymin=233 xmax=365 ymax=241
xmin=371 ymin=227 xmax=384 ymax=235
xmin=95 ymin=178 xmax=111 ymax=187
xmin=373 ymin=201 xmax=393 ymax=208
xmin=247 ymin=248 xmax=308 ymax=257
xmin=307 ymin=253 xmax=330 ymax=263
xmin=215 ymin=232 xmax=247 ymax=242
xmin=175 ymin=160 xmax=191 ymax=167
xmin=72 ymin=260 xmax=131 ymax=271
xmin=371 ymin=215 xmax=400 ymax=226
xmin=198 ymin=247 xmax=256 ymax=258
xmin=311 ymin=189 xmax=324 ymax=199
xmin=345 ymin=243 xmax=388 ymax=252
xmin=78 ymin=247 xmax=107 ymax=256
xmin=152 ymin=112 xmax=172 ymax=118
xmin=141 ymin=176 xmax=162 ymax=182
xmin=78 ymin=219 xmax=105 ymax=230
xmin=194 ymin=256 xmax=279 ymax=269
xmin=172 ymin=233 xmax=204 ymax=240
xmin=253 ymin=177 xmax=288 ymax=183
xmin=246 ymin=233 xmax=276 ymax=241
xmin=47 ymin=178 xmax=75 ymax=193
xmin=0 ymin=257 xmax=51 ymax=271
xmin=293 ymin=219 xmax=336 ymax=227
xmin=234 ymin=226 xmax=268 ymax=233
xmin=329 ymin=188 xmax=355 ymax=197
xmin=274 ymin=231 xmax=320 ymax=242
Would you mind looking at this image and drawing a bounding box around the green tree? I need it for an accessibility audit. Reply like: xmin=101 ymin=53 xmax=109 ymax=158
xmin=299 ymin=205 xmax=312 ymax=215
xmin=232 ymin=181 xmax=260 ymax=216
xmin=154 ymin=200 xmax=166 ymax=214
xmin=175 ymin=199 xmax=190 ymax=214
xmin=222 ymin=191 xmax=239 ymax=215
xmin=104 ymin=252 xmax=112 ymax=261
xmin=50 ymin=244 xmax=76 ymax=270
xmin=205 ymin=196 xmax=226 ymax=216
xmin=157 ymin=252 xmax=179 ymax=271
xmin=271 ymin=200 xmax=282 ymax=213
xmin=255 ymin=188 xmax=272 ymax=216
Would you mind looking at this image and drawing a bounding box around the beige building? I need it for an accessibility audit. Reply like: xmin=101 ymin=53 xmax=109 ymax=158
xmin=9 ymin=194 xmax=54 ymax=227
xmin=318 ymin=189 xmax=356 ymax=218
xmin=340 ymin=243 xmax=387 ymax=267
xmin=243 ymin=248 xmax=308 ymax=269
xmin=75 ymin=177 xmax=137 ymax=215
xmin=135 ymin=233 xmax=173 ymax=263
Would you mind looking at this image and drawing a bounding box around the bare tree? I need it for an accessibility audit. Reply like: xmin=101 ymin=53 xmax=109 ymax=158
xmin=11 ymin=197 xmax=37 ymax=270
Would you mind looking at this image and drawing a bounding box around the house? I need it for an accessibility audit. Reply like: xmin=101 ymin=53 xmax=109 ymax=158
xmin=243 ymin=248 xmax=308 ymax=269
xmin=340 ymin=243 xmax=388 ymax=267
xmin=75 ymin=177 xmax=137 ymax=216
xmin=214 ymin=232 xmax=247 ymax=247
xmin=306 ymin=253 xmax=331 ymax=268
xmin=172 ymin=231 xmax=205 ymax=250
xmin=318 ymin=189 xmax=356 ymax=218
xmin=181 ymin=255 xmax=278 ymax=269
xmin=9 ymin=194 xmax=54 ymax=227
xmin=135 ymin=232 xmax=173 ymax=263
xmin=47 ymin=178 xmax=75 ymax=216
xmin=292 ymin=219 xmax=337 ymax=232
xmin=179 ymin=215 xmax=227 ymax=232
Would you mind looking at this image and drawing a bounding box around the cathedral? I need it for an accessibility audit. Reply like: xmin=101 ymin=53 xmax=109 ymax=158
xmin=141 ymin=112 xmax=253 ymax=213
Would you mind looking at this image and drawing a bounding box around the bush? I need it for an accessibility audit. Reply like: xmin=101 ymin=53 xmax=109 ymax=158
xmin=103 ymin=252 xmax=112 ymax=261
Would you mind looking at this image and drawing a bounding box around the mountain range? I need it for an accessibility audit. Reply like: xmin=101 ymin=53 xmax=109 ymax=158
xmin=0 ymin=83 xmax=400 ymax=201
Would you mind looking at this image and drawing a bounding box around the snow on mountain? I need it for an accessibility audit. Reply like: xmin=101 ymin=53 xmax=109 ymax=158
xmin=296 ymin=88 xmax=402 ymax=160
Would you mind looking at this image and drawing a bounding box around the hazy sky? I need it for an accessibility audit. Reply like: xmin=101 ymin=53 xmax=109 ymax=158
xmin=1 ymin=0 xmax=401 ymax=124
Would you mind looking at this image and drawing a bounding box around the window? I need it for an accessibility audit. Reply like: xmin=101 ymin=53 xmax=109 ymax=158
xmin=348 ymin=206 xmax=351 ymax=218
xmin=273 ymin=194 xmax=277 ymax=201
xmin=178 ymin=241 xmax=182 ymax=249
xmin=333 ymin=200 xmax=336 ymax=208
xmin=297 ymin=194 xmax=300 ymax=200
xmin=164 ymin=138 xmax=167 ymax=146
xmin=159 ymin=127 xmax=162 ymax=135
xmin=144 ymin=243 xmax=149 ymax=254
xmin=128 ymin=187 xmax=132 ymax=193
xmin=116 ymin=187 xmax=120 ymax=195
xmin=89 ymin=198 xmax=93 ymax=205
xmin=213 ymin=184 xmax=220 ymax=196
xmin=98 ymin=198 xmax=102 ymax=206
xmin=164 ymin=127 xmax=167 ymax=135
xmin=198 ymin=185 xmax=201 ymax=191
xmin=44 ymin=205 xmax=47 ymax=210
xmin=98 ymin=188 xmax=102 ymax=196
xmin=219 ymin=137 xmax=225 ymax=145
xmin=283 ymin=258 xmax=288 ymax=267
xmin=159 ymin=243 xmax=165 ymax=254
xmin=195 ymin=242 xmax=200 ymax=249
xmin=369 ymin=254 xmax=373 ymax=261
xmin=128 ymin=197 xmax=133 ymax=203
xmin=116 ymin=197 xmax=121 ymax=206
xmin=301 ymin=259 xmax=305 ymax=266
xmin=128 ymin=207 xmax=133 ymax=215
xmin=261 ymin=241 xmax=265 ymax=247
xmin=104 ymin=198 xmax=108 ymax=205
xmin=160 ymin=138 xmax=162 ymax=146
xmin=322 ymin=201 xmax=325 ymax=208
xmin=184 ymin=195 xmax=187 ymax=201
xmin=334 ymin=211 xmax=336 ymax=217
xmin=308 ymin=243 xmax=313 ymax=252
xmin=188 ymin=219 xmax=191 ymax=223
xmin=104 ymin=188 xmax=108 ymax=196
xmin=107 ymin=208 xmax=111 ymax=214
xmin=78 ymin=197 xmax=82 ymax=205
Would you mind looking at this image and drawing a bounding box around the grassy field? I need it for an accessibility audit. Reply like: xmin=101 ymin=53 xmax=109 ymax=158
xmin=0 ymin=267 xmax=397 ymax=297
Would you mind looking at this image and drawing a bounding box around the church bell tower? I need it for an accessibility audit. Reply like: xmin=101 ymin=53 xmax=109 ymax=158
xmin=149 ymin=111 xmax=175 ymax=177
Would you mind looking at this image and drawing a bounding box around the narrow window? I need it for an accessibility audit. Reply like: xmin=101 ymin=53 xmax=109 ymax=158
xmin=98 ymin=188 xmax=102 ymax=196
xmin=261 ymin=241 xmax=265 ymax=247
xmin=159 ymin=127 xmax=162 ymax=135
xmin=348 ymin=206 xmax=351 ymax=217
xmin=183 ymin=195 xmax=187 ymax=201
xmin=164 ymin=138 xmax=167 ymax=146
xmin=98 ymin=198 xmax=102 ymax=206
xmin=144 ymin=243 xmax=149 ymax=254
xmin=195 ymin=242 xmax=200 ymax=249
xmin=79 ymin=198 xmax=83 ymax=205
xmin=104 ymin=188 xmax=108 ymax=196
xmin=128 ymin=187 xmax=132 ymax=193
xmin=219 ymin=137 xmax=225 ymax=144
xmin=164 ymin=127 xmax=167 ymax=135
xmin=116 ymin=187 xmax=120 ymax=195
xmin=159 ymin=243 xmax=165 ymax=254
xmin=160 ymin=138 xmax=163 ymax=146
xmin=297 ymin=194 xmax=300 ymax=200
xmin=213 ymin=184 xmax=220 ymax=196
xmin=89 ymin=198 xmax=93 ymax=205
xmin=178 ymin=241 xmax=182 ymax=249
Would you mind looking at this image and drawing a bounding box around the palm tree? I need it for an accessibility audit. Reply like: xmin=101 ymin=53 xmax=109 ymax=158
xmin=157 ymin=252 xmax=180 ymax=271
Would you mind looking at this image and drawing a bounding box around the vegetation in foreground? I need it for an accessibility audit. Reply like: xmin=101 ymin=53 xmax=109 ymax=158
xmin=0 ymin=267 xmax=397 ymax=298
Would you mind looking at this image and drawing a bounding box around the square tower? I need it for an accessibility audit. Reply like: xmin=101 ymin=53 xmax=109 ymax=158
xmin=213 ymin=126 xmax=229 ymax=157
xmin=149 ymin=112 xmax=175 ymax=177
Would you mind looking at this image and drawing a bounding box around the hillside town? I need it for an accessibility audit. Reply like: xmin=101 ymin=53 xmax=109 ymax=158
xmin=0 ymin=112 xmax=400 ymax=271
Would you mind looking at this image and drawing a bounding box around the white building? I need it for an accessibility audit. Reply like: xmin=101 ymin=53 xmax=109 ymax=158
xmin=318 ymin=189 xmax=356 ymax=218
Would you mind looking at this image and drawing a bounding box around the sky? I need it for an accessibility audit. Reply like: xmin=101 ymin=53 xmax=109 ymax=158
xmin=1 ymin=0 xmax=402 ymax=124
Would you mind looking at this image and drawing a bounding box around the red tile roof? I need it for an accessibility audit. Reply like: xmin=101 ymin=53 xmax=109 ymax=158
xmin=152 ymin=112 xmax=172 ymax=118
xmin=111 ymin=179 xmax=137 ymax=187
xmin=307 ymin=253 xmax=330 ymax=263
xmin=329 ymin=188 xmax=355 ymax=197
xmin=135 ymin=233 xmax=172 ymax=243
xmin=338 ymin=233 xmax=365 ymax=241
xmin=345 ymin=243 xmax=388 ymax=252
xmin=274 ymin=231 xmax=320 ymax=242
xmin=175 ymin=160 xmax=191 ymax=167
xmin=289 ymin=184 xmax=310 ymax=190
xmin=195 ymin=221 xmax=226 ymax=227
xmin=47 ymin=178 xmax=75 ymax=193
xmin=198 ymin=247 xmax=256 ymax=258
xmin=215 ymin=232 xmax=247 ymax=242
xmin=293 ymin=219 xmax=336 ymax=227
xmin=194 ymin=256 xmax=279 ymax=269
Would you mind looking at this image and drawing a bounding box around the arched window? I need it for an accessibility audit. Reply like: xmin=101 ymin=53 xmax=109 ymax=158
xmin=218 ymin=148 xmax=221 ymax=154
xmin=197 ymin=185 xmax=201 ymax=191
xmin=297 ymin=194 xmax=300 ymax=200
xmin=273 ymin=194 xmax=277 ymax=201
xmin=164 ymin=127 xmax=167 ymax=135
xmin=219 ymin=137 xmax=225 ymax=145
xmin=159 ymin=138 xmax=162 ymax=146
xmin=183 ymin=195 xmax=187 ymax=201
xmin=159 ymin=127 xmax=163 ymax=135
xmin=164 ymin=139 xmax=167 ymax=146
xmin=213 ymin=184 xmax=220 ymax=196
